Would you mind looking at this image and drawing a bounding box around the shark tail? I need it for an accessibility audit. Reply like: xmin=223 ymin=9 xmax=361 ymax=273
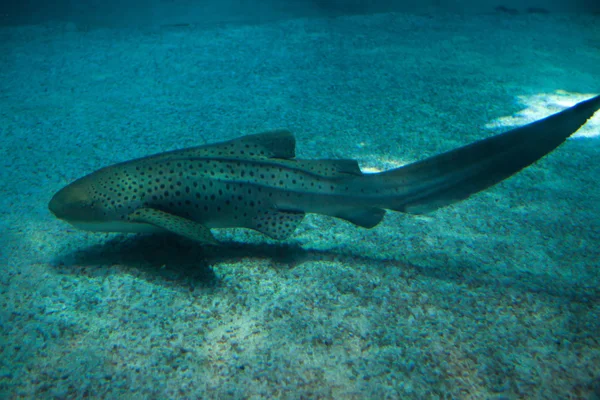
xmin=367 ymin=94 xmax=600 ymax=214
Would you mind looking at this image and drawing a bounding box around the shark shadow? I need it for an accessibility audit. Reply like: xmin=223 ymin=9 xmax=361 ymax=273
xmin=50 ymin=233 xmax=600 ymax=304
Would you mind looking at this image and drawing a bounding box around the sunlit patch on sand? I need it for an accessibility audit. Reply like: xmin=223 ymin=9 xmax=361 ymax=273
xmin=361 ymin=157 xmax=410 ymax=174
xmin=485 ymin=90 xmax=600 ymax=139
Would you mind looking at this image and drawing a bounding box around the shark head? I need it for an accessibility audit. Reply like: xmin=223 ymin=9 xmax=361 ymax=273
xmin=48 ymin=169 xmax=159 ymax=233
xmin=49 ymin=177 xmax=105 ymax=223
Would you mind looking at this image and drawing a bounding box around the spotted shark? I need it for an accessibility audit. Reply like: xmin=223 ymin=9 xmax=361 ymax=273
xmin=49 ymin=95 xmax=600 ymax=244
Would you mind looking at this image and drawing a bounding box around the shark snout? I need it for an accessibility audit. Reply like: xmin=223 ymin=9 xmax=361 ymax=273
xmin=49 ymin=184 xmax=97 ymax=222
xmin=49 ymin=187 xmax=74 ymax=219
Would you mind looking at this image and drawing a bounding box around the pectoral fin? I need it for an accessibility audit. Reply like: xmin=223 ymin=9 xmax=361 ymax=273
xmin=129 ymin=208 xmax=217 ymax=244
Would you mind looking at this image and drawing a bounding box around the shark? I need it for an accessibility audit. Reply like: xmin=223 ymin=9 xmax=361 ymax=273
xmin=49 ymin=95 xmax=600 ymax=244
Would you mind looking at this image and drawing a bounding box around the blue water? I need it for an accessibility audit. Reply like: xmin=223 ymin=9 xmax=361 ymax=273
xmin=1 ymin=8 xmax=599 ymax=399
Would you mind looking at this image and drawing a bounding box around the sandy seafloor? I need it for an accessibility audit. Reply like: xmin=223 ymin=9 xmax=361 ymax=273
xmin=1 ymin=10 xmax=599 ymax=399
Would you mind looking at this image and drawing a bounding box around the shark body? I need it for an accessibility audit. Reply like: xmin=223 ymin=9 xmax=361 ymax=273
xmin=49 ymin=95 xmax=600 ymax=244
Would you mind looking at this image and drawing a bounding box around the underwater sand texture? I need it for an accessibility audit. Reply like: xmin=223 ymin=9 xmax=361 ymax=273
xmin=1 ymin=12 xmax=599 ymax=399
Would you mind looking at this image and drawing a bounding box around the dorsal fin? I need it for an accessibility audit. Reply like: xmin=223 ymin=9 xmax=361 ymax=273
xmin=231 ymin=130 xmax=296 ymax=159
xmin=293 ymin=159 xmax=363 ymax=177
xmin=143 ymin=130 xmax=296 ymax=162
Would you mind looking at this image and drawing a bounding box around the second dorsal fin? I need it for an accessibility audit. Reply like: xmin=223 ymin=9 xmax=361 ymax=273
xmin=293 ymin=159 xmax=363 ymax=177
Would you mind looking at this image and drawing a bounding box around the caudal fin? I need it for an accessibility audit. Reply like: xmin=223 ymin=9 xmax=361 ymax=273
xmin=371 ymin=94 xmax=600 ymax=214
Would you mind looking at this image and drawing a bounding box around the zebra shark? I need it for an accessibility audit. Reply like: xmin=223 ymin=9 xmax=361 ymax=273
xmin=49 ymin=95 xmax=600 ymax=244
